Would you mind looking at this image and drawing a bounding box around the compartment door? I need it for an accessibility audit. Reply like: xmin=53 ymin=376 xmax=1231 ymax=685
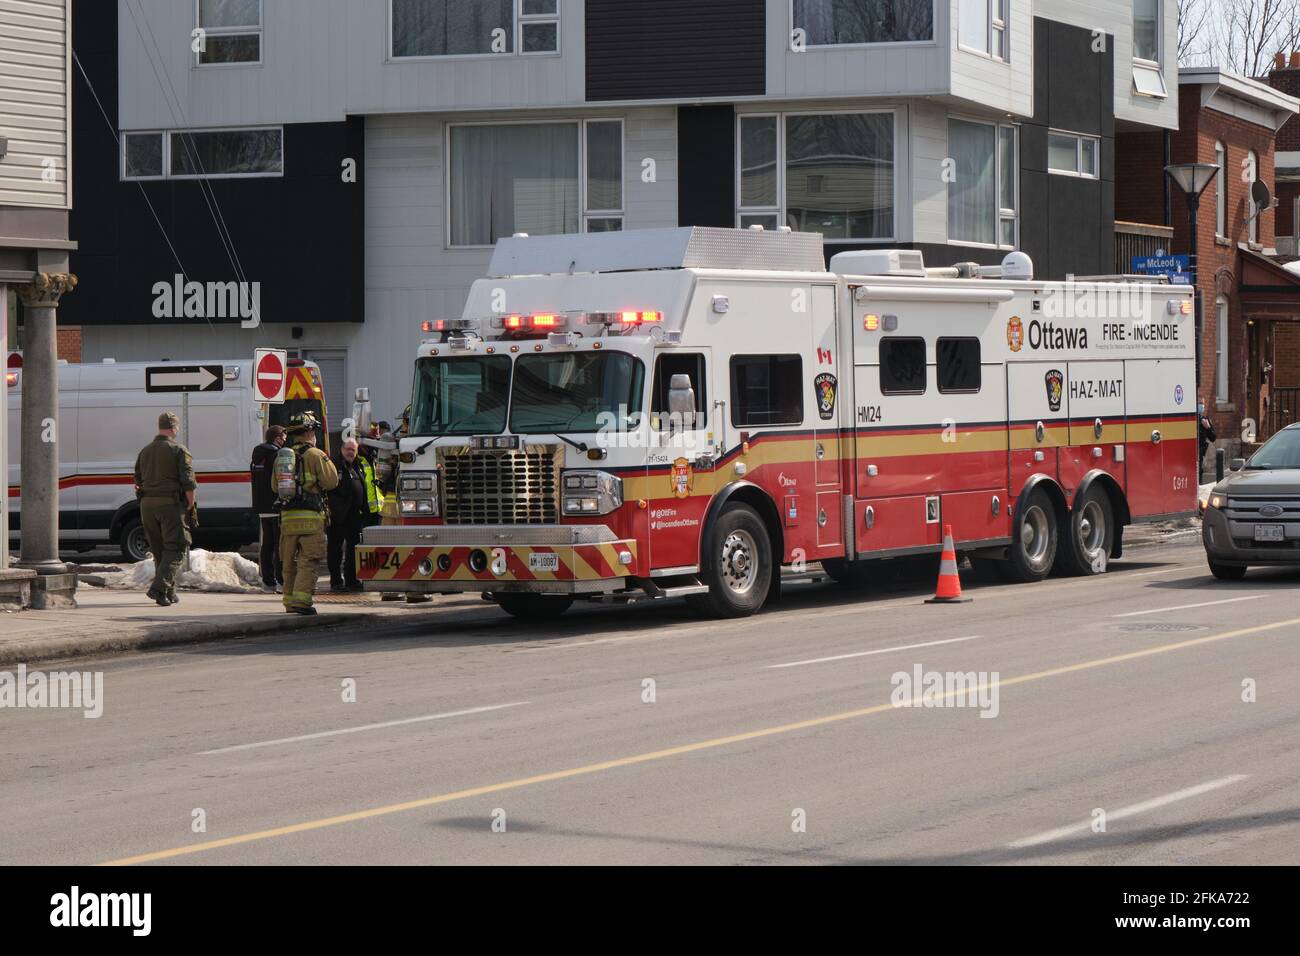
xmin=1007 ymin=362 xmax=1068 ymax=498
xmin=1064 ymin=360 xmax=1126 ymax=497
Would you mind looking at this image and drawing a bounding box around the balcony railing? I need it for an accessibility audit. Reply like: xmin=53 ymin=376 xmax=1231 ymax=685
xmin=1114 ymin=221 xmax=1175 ymax=274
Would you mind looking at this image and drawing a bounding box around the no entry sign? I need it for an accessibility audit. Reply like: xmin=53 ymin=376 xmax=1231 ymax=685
xmin=254 ymin=348 xmax=288 ymax=404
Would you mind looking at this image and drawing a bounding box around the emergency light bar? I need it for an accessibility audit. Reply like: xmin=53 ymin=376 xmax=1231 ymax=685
xmin=491 ymin=313 xmax=570 ymax=331
xmin=422 ymin=318 xmax=479 ymax=333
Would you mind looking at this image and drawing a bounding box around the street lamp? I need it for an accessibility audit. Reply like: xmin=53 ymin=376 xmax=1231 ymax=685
xmin=1164 ymin=163 xmax=1220 ymax=398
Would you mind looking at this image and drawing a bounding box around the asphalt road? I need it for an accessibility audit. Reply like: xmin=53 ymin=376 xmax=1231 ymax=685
xmin=3 ymin=537 xmax=1299 ymax=866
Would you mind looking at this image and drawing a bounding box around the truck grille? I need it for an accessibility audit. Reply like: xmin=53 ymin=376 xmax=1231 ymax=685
xmin=439 ymin=445 xmax=561 ymax=525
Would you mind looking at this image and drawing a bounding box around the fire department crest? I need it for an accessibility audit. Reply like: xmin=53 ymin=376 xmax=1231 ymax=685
xmin=671 ymin=457 xmax=692 ymax=499
xmin=1006 ymin=315 xmax=1025 ymax=352
xmin=814 ymin=373 xmax=837 ymax=421
xmin=1045 ymin=368 xmax=1064 ymax=412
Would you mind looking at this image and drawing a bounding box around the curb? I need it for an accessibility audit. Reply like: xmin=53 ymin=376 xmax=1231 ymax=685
xmin=0 ymin=610 xmax=368 ymax=668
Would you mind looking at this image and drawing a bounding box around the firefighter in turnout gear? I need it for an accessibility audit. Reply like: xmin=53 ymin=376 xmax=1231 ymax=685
xmin=276 ymin=413 xmax=339 ymax=615
xmin=133 ymin=411 xmax=197 ymax=607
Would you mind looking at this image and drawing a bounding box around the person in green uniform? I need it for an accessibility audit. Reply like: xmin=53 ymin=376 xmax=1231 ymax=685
xmin=133 ymin=411 xmax=196 ymax=607
xmin=277 ymin=413 xmax=339 ymax=615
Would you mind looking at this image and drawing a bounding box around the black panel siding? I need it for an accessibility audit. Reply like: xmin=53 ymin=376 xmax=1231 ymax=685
xmin=586 ymin=0 xmax=765 ymax=101
xmin=1019 ymin=17 xmax=1115 ymax=279
xmin=678 ymin=106 xmax=737 ymax=228
xmin=64 ymin=0 xmax=364 ymax=329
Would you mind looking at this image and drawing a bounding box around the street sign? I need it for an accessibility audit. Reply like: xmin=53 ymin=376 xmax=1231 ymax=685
xmin=253 ymin=348 xmax=288 ymax=404
xmin=145 ymin=364 xmax=224 ymax=394
xmin=1131 ymin=254 xmax=1191 ymax=284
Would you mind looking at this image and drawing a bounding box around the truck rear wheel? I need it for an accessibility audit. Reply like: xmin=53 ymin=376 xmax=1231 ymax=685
xmin=494 ymin=593 xmax=574 ymax=620
xmin=1058 ymin=485 xmax=1114 ymax=576
xmin=695 ymin=503 xmax=771 ymax=618
xmin=1002 ymin=489 xmax=1058 ymax=583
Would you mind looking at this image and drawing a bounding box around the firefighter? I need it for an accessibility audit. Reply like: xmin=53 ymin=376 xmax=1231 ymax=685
xmin=277 ymin=413 xmax=339 ymax=615
xmin=133 ymin=411 xmax=196 ymax=607
xmin=327 ymin=438 xmax=383 ymax=591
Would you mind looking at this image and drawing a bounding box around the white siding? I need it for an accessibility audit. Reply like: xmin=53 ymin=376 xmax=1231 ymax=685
xmin=0 ymin=0 xmax=70 ymax=208
xmin=948 ymin=0 xmax=1033 ymax=117
xmin=116 ymin=0 xmax=586 ymax=130
xmin=767 ymin=0 xmax=950 ymax=100
xmin=910 ymin=100 xmax=949 ymax=244
xmin=1035 ymin=0 xmax=1179 ymax=130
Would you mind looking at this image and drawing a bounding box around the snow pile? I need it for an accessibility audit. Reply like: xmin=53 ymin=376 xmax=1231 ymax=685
xmin=101 ymin=549 xmax=265 ymax=593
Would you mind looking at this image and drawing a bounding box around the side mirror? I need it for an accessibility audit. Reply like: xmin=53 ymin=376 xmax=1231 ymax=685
xmin=1230 ymin=458 xmax=1245 ymax=472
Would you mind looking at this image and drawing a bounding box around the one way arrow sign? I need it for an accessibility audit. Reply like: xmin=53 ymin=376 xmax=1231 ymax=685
xmin=145 ymin=365 xmax=225 ymax=394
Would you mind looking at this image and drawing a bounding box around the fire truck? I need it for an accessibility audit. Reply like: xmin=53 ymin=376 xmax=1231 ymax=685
xmin=354 ymin=227 xmax=1196 ymax=619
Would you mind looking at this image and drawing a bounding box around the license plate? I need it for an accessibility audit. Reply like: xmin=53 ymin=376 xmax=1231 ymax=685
xmin=1254 ymin=524 xmax=1286 ymax=543
xmin=528 ymin=552 xmax=559 ymax=572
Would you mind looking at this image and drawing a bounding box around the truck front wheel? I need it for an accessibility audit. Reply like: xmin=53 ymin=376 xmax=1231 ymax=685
xmin=695 ymin=503 xmax=772 ymax=618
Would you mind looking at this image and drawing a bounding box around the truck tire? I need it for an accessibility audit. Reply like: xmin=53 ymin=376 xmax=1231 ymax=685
xmin=120 ymin=517 xmax=150 ymax=564
xmin=695 ymin=503 xmax=771 ymax=618
xmin=1002 ymin=488 xmax=1058 ymax=583
xmin=822 ymin=557 xmax=872 ymax=588
xmin=494 ymin=593 xmax=574 ymax=620
xmin=1058 ymin=485 xmax=1114 ymax=576
xmin=1208 ymin=561 xmax=1247 ymax=581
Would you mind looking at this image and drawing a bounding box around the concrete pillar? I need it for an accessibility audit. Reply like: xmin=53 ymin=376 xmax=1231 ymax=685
xmin=16 ymin=272 xmax=77 ymax=607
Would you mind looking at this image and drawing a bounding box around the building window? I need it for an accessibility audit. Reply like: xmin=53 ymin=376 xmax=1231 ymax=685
xmin=1214 ymin=141 xmax=1226 ymax=237
xmin=390 ymin=0 xmax=558 ymax=59
xmin=730 ymin=354 xmax=804 ymax=427
xmin=171 ymin=128 xmax=283 ymax=177
xmin=959 ymin=0 xmax=1007 ymax=60
xmin=737 ymin=111 xmax=895 ymax=240
xmin=948 ymin=118 xmax=1017 ymax=246
xmin=1215 ymin=296 xmax=1228 ymax=404
xmin=791 ymin=0 xmax=934 ymax=46
xmin=196 ymin=0 xmax=262 ymax=65
xmin=584 ymin=119 xmax=624 ymax=232
xmin=123 ymin=132 xmax=165 ymax=179
xmin=879 ymin=337 xmax=926 ymax=395
xmin=1132 ymin=0 xmax=1159 ymax=62
xmin=1247 ymin=149 xmax=1259 ymax=244
xmin=1047 ymin=130 xmax=1100 ymax=178
xmin=937 ymin=337 xmax=981 ymax=393
xmin=448 ymin=121 xmax=622 ymax=247
xmin=122 ymin=128 xmax=283 ymax=180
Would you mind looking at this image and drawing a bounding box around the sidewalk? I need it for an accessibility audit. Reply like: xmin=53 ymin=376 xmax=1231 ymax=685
xmin=0 ymin=585 xmax=478 ymax=667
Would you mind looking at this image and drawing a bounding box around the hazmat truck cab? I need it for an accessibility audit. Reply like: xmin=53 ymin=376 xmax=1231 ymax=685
xmin=356 ymin=227 xmax=1197 ymax=620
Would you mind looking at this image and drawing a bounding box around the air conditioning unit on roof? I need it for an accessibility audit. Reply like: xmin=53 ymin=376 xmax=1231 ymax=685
xmin=828 ymin=249 xmax=927 ymax=277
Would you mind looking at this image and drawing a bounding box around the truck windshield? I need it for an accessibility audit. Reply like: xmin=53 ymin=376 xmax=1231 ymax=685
xmin=510 ymin=352 xmax=644 ymax=434
xmin=1247 ymin=428 xmax=1300 ymax=469
xmin=411 ymin=356 xmax=512 ymax=436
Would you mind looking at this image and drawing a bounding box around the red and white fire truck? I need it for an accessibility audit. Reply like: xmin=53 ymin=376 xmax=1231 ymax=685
xmin=355 ymin=227 xmax=1196 ymax=618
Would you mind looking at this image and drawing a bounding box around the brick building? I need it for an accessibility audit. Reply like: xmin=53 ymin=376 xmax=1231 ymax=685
xmin=1116 ymin=68 xmax=1299 ymax=466
xmin=1268 ymin=53 xmax=1300 ymax=248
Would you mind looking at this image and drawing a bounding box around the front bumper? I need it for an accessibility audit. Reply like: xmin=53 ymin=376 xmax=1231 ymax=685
xmin=1202 ymin=507 xmax=1300 ymax=566
xmin=355 ymin=524 xmax=639 ymax=594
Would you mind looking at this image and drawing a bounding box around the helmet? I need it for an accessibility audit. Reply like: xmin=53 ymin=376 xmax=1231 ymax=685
xmin=286 ymin=412 xmax=319 ymax=435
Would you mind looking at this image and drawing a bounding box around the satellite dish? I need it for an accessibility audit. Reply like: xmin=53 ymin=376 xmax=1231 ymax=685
xmin=1252 ymin=179 xmax=1272 ymax=209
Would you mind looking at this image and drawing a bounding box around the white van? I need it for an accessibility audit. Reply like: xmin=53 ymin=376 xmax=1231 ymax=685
xmin=6 ymin=358 xmax=331 ymax=561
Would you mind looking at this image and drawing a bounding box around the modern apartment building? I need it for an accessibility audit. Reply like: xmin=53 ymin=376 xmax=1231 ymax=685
xmin=64 ymin=0 xmax=1180 ymax=419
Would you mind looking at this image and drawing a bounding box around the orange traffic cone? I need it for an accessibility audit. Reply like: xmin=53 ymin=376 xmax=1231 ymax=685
xmin=926 ymin=524 xmax=971 ymax=604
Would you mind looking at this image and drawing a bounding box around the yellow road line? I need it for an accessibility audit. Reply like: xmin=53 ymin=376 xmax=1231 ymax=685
xmin=99 ymin=614 xmax=1300 ymax=866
